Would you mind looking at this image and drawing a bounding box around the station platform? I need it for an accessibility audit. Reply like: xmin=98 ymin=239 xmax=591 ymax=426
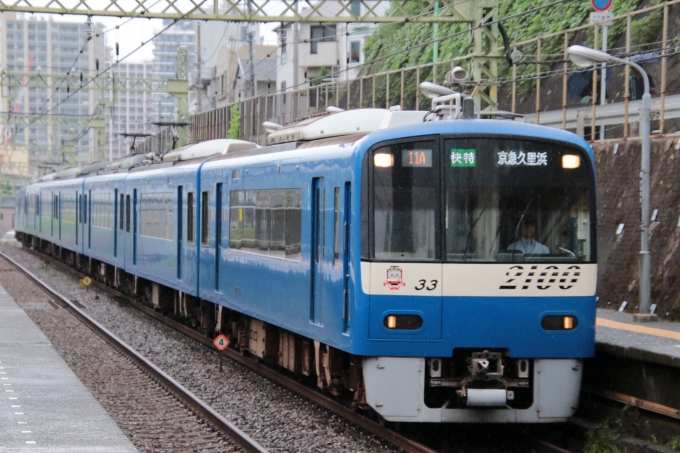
xmin=0 ymin=286 xmax=137 ymax=452
xmin=586 ymin=308 xmax=680 ymax=420
xmin=596 ymin=308 xmax=680 ymax=363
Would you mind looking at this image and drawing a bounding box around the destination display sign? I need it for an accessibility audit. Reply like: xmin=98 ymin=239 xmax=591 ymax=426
xmin=496 ymin=151 xmax=548 ymax=167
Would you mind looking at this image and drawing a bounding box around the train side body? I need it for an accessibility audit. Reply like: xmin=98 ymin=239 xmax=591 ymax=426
xmin=199 ymin=144 xmax=358 ymax=351
xmin=82 ymin=173 xmax=127 ymax=268
xmin=123 ymin=163 xmax=201 ymax=296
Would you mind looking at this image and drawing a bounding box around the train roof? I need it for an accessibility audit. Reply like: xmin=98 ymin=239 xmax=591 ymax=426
xmin=24 ymin=112 xmax=593 ymax=188
xmin=206 ymin=118 xmax=595 ymax=171
xmin=358 ymin=119 xmax=594 ymax=160
xmin=265 ymin=109 xmax=427 ymax=145
xmin=162 ymin=139 xmax=259 ymax=163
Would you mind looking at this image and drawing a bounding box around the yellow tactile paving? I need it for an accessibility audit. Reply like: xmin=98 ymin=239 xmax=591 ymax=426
xmin=597 ymin=317 xmax=680 ymax=341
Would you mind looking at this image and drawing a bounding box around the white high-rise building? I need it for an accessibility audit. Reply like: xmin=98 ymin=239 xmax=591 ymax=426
xmin=0 ymin=14 xmax=107 ymax=173
xmin=105 ymin=62 xmax=155 ymax=160
xmin=151 ymin=20 xmax=197 ymax=122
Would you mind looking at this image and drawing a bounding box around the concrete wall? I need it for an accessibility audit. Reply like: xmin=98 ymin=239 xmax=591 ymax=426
xmin=595 ymin=137 xmax=680 ymax=318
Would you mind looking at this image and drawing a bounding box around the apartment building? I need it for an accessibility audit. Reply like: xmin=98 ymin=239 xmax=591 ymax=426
xmin=105 ymin=61 xmax=155 ymax=160
xmin=0 ymin=14 xmax=107 ymax=172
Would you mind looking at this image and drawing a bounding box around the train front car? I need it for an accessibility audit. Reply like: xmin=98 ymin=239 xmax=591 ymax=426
xmin=355 ymin=121 xmax=596 ymax=423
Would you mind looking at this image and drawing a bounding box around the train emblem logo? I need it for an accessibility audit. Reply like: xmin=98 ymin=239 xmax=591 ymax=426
xmin=384 ymin=266 xmax=407 ymax=290
xmin=499 ymin=265 xmax=581 ymax=290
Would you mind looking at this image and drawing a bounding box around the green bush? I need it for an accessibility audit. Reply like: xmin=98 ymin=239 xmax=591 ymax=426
xmin=362 ymin=0 xmax=657 ymax=96
xmin=228 ymin=104 xmax=240 ymax=139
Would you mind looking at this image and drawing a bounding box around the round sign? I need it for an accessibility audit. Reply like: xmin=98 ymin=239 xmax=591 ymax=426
xmin=591 ymin=0 xmax=613 ymax=12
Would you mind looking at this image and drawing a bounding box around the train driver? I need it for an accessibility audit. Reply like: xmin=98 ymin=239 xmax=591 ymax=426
xmin=507 ymin=216 xmax=550 ymax=255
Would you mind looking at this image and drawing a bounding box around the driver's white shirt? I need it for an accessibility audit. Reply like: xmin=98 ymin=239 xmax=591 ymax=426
xmin=507 ymin=238 xmax=550 ymax=255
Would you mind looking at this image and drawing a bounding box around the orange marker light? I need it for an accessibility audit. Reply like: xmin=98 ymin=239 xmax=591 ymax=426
xmin=386 ymin=315 xmax=397 ymax=329
xmin=541 ymin=315 xmax=579 ymax=330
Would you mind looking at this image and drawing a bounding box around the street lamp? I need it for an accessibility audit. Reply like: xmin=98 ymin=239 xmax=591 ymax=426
xmin=567 ymin=45 xmax=655 ymax=321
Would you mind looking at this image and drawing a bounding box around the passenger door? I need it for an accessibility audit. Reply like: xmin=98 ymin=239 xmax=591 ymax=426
xmin=310 ymin=178 xmax=325 ymax=325
xmin=177 ymin=186 xmax=183 ymax=279
xmin=310 ymin=178 xmax=353 ymax=332
xmin=333 ymin=184 xmax=352 ymax=333
xmin=124 ymin=188 xmax=138 ymax=269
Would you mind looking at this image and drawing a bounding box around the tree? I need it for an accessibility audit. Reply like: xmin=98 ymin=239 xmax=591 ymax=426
xmin=228 ymin=104 xmax=241 ymax=139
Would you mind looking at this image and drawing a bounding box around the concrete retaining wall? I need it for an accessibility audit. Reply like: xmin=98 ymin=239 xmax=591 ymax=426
xmin=595 ymin=137 xmax=680 ymax=318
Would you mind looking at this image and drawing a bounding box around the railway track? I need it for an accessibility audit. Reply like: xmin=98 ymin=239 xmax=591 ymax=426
xmin=2 ymin=246 xmax=577 ymax=453
xmin=0 ymin=250 xmax=268 ymax=453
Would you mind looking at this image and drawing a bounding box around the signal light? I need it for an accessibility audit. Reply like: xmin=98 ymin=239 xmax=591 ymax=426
xmin=383 ymin=314 xmax=423 ymax=330
xmin=562 ymin=154 xmax=580 ymax=169
xmin=374 ymin=153 xmax=394 ymax=168
xmin=541 ymin=315 xmax=578 ymax=331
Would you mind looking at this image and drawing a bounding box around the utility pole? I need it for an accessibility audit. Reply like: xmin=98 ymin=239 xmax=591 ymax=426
xmin=157 ymin=100 xmax=162 ymax=156
xmin=196 ymin=23 xmax=202 ymax=113
xmin=292 ymin=2 xmax=299 ymax=120
xmin=249 ymin=28 xmax=258 ymax=142
xmin=248 ymin=29 xmax=257 ymax=99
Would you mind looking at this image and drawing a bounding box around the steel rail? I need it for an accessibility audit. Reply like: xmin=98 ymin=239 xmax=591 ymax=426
xmin=0 ymin=251 xmax=269 ymax=453
xmin=16 ymin=247 xmax=441 ymax=453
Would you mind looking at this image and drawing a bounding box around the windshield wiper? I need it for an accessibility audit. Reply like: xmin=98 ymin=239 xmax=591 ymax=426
xmin=510 ymin=198 xmax=534 ymax=262
xmin=462 ymin=202 xmax=489 ymax=262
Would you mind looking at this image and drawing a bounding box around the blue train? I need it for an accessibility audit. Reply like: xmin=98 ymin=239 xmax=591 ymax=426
xmin=15 ymin=100 xmax=597 ymax=423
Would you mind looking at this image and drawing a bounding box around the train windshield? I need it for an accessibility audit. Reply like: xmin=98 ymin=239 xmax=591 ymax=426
xmin=367 ymin=137 xmax=595 ymax=263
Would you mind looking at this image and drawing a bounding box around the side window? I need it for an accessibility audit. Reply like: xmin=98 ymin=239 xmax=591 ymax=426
xmin=215 ymin=184 xmax=222 ymax=247
xmin=187 ymin=192 xmax=195 ymax=243
xmin=83 ymin=194 xmax=88 ymax=224
xmin=119 ymin=193 xmax=124 ymax=230
xmin=229 ymin=189 xmax=302 ymax=261
xmin=201 ymin=191 xmax=209 ymax=246
xmin=333 ymin=187 xmax=340 ymax=268
xmin=125 ymin=194 xmax=131 ymax=233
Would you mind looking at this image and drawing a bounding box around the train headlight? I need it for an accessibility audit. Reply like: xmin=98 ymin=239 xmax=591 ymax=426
xmin=541 ymin=315 xmax=579 ymax=331
xmin=374 ymin=153 xmax=394 ymax=168
xmin=562 ymin=154 xmax=580 ymax=169
xmin=383 ymin=314 xmax=423 ymax=330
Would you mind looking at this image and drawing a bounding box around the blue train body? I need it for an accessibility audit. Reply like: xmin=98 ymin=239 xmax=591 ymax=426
xmin=16 ymin=112 xmax=597 ymax=423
